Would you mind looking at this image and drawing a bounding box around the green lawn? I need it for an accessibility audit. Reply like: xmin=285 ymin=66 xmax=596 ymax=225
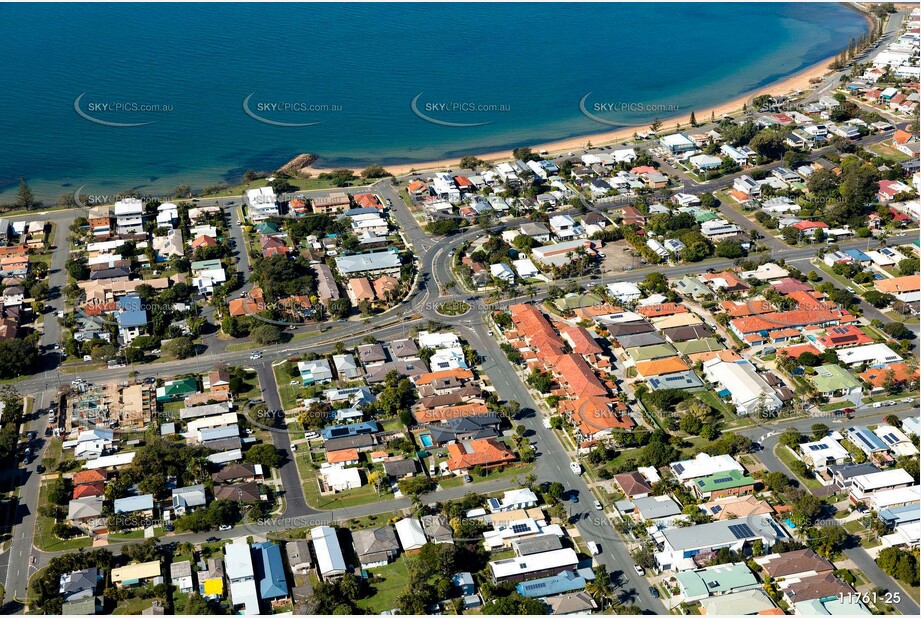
xmin=773 ymin=445 xmax=823 ymax=491
xmin=34 ymin=483 xmax=92 ymax=552
xmin=356 ymin=557 xmax=410 ymax=614
xmin=273 ymin=363 xmax=302 ymax=410
xmin=113 ymin=597 xmax=162 ymax=615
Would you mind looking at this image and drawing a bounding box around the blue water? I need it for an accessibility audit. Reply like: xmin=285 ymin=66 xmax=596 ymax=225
xmin=419 ymin=433 xmax=434 ymax=448
xmin=0 ymin=2 xmax=867 ymax=200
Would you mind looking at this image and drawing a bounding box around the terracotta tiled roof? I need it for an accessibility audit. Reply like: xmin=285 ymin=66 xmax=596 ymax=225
xmin=446 ymin=438 xmax=515 ymax=471
xmin=552 ymin=354 xmax=607 ymax=399
xmin=613 ymin=471 xmax=651 ymax=497
xmin=561 ymin=326 xmax=603 ymax=355
xmin=634 ymin=356 xmax=688 ymax=377
xmin=859 ymin=362 xmax=919 ymax=388
xmin=413 ymin=368 xmax=473 ymax=386
xmin=326 ymin=448 xmax=360 ymax=464
xmin=636 ymin=303 xmax=688 ymax=318
xmin=874 ymin=275 xmax=920 ymax=295
xmin=73 ymin=470 xmax=107 ymax=485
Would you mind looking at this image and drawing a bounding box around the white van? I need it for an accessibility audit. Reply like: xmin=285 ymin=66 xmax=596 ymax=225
xmin=570 ymin=461 xmax=582 ymax=475
xmin=587 ymin=541 xmax=600 ymax=556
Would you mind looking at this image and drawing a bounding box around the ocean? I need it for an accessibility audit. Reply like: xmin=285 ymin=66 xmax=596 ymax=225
xmin=0 ymin=2 xmax=868 ymax=201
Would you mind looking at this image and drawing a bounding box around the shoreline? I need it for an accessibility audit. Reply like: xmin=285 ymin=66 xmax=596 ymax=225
xmin=305 ymin=55 xmax=838 ymax=178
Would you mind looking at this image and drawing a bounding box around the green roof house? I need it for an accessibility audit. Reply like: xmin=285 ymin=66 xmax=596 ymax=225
xmin=256 ymin=221 xmax=280 ymax=235
xmin=692 ymin=469 xmax=756 ymax=499
xmin=626 ymin=344 xmax=678 ymax=363
xmin=674 ymin=338 xmax=726 ymax=356
xmin=62 ymin=596 xmax=102 ymax=615
xmin=673 ymin=275 xmax=713 ymax=300
xmin=809 ymin=364 xmax=863 ymax=405
xmin=156 ymin=377 xmax=200 ymax=402
xmin=675 ymin=563 xmax=760 ymax=602
xmin=554 ymin=293 xmax=603 ymax=311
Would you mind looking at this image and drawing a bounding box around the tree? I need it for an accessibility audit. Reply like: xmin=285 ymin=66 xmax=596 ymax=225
xmin=398 ymin=475 xmax=435 ymax=498
xmin=163 ymin=337 xmax=195 ymax=359
xmin=459 ymin=155 xmax=486 ymax=169
xmin=689 ymin=111 xmax=698 ymax=127
xmin=0 ymin=339 xmax=39 ymax=379
xmin=244 ymin=443 xmax=282 ymax=468
xmin=328 ymin=297 xmax=351 ymax=319
xmin=810 ymin=423 xmax=829 ymax=441
xmin=16 ymin=177 xmax=37 ymax=210
xmin=779 ymin=430 xmax=803 ymax=450
xmin=882 ymin=322 xmax=911 ymax=340
xmin=251 ymin=324 xmax=282 ymax=344
xmin=361 ymin=164 xmax=391 ymax=179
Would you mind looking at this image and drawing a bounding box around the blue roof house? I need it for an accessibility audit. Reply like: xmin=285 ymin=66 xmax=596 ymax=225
xmin=116 ymin=294 xmax=147 ymax=345
xmin=515 ymin=568 xmax=596 ymax=598
xmin=254 ymin=542 xmax=289 ymax=602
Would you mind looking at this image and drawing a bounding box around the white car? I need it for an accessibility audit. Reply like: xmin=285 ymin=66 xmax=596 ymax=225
xmin=902 ymin=397 xmax=914 ymax=403
xmin=218 ymin=524 xmax=232 ymax=531
xmin=587 ymin=541 xmax=600 ymax=556
xmin=634 ymin=565 xmax=646 ymax=576
xmin=570 ymin=461 xmax=582 ymax=475
xmin=250 ymin=352 xmax=262 ymax=360
xmin=290 ymin=444 xmax=297 ymax=451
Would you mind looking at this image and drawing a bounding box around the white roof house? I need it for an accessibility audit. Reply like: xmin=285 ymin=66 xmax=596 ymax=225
xmin=395 ymin=517 xmax=427 ymax=552
xmin=225 ymin=542 xmax=259 ymax=615
xmin=490 ymin=262 xmax=515 ymax=283
xmin=654 ymin=514 xmax=787 ymax=572
xmin=670 ymin=453 xmax=746 ymax=482
xmin=874 ymin=425 xmax=919 ymax=457
xmin=836 ymin=344 xmax=902 ymax=367
xmin=799 ymin=436 xmax=850 ymax=470
xmin=512 ymin=258 xmax=539 ymax=279
xmin=850 ymin=469 xmax=915 ymax=501
xmin=607 ymin=281 xmax=642 ymax=303
xmin=868 ymin=485 xmax=921 ymax=512
xmin=311 ymin=526 xmax=347 ymax=579
xmin=488 ymin=548 xmax=579 ymax=582
xmin=319 ymin=464 xmax=362 ymax=492
xmin=487 ymin=488 xmax=539 ymax=513
xmin=244 ymin=186 xmax=278 ymax=221
xmin=702 ymin=359 xmax=782 ymax=416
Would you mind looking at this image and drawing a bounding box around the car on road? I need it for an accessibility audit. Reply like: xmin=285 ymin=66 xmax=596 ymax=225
xmin=250 ymin=352 xmax=262 ymax=360
xmin=587 ymin=541 xmax=600 ymax=555
xmin=902 ymin=397 xmax=914 ymax=403
xmin=218 ymin=524 xmax=232 ymax=531
xmin=649 ymin=586 xmax=660 ymax=598
xmin=206 ymin=536 xmax=220 ymax=542
xmin=843 ymin=407 xmax=855 ymax=414
xmin=570 ymin=461 xmax=582 ymax=475
xmin=634 ymin=565 xmax=646 ymax=576
xmin=570 ymin=494 xmax=579 ymax=504
xmin=144 ymin=377 xmax=156 ymax=384
xmin=846 ymin=286 xmax=855 ymax=293
xmin=594 ymin=500 xmax=603 ymax=511
xmin=463 ymin=474 xmax=472 ymax=483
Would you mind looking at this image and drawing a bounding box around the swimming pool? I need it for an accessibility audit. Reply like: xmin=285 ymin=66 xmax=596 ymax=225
xmin=419 ymin=433 xmax=434 ymax=448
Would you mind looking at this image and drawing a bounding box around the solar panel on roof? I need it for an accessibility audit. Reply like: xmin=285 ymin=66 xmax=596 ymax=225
xmin=713 ymin=476 xmax=733 ymax=484
xmin=511 ymin=523 xmax=530 ymax=534
xmin=808 ymin=443 xmax=829 ymax=451
xmin=673 ymin=463 xmax=685 ymax=474
xmin=728 ymin=523 xmax=754 ymax=539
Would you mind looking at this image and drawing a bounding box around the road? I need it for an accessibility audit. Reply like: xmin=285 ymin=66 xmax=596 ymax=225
xmin=1 ymin=12 xmax=918 ymax=609
xmin=742 ymin=404 xmax=920 ymax=616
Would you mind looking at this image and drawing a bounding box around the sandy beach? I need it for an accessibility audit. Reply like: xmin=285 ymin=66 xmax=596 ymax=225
xmin=303 ymin=54 xmax=838 ymax=178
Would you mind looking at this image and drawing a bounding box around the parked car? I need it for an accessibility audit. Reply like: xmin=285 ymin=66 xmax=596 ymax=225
xmin=218 ymin=524 xmax=232 ymax=531
xmin=649 ymin=586 xmax=660 ymax=599
xmin=570 ymin=461 xmax=582 ymax=475
xmin=634 ymin=565 xmax=646 ymax=576
xmin=594 ymin=500 xmax=603 ymax=511
xmin=587 ymin=541 xmax=600 ymax=555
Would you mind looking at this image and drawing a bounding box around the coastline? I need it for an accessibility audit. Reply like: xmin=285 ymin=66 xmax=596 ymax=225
xmin=304 ymin=55 xmax=840 ymax=178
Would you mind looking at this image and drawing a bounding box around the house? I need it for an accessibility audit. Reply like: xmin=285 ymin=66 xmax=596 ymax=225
xmin=111 ymin=561 xmax=162 ymax=588
xmin=660 ymin=133 xmax=697 ymax=154
xmin=67 ymin=495 xmax=105 ymax=527
xmin=395 ymin=517 xmax=428 ymax=553
xmin=245 ymin=186 xmax=278 ymax=221
xmin=297 ymin=359 xmax=334 ymax=386
xmin=113 ymin=197 xmax=145 ymax=234
xmin=335 ymin=251 xmax=402 ymax=276
xmin=171 ymin=484 xmax=207 ymax=515
xmin=799 ymin=436 xmax=850 ymax=470
xmin=670 ymin=453 xmax=745 ymax=483
xmin=115 ymin=294 xmax=147 ymax=344
xmin=874 ymin=425 xmax=918 ymax=457
xmin=319 ymin=464 xmax=363 ymax=492
xmin=285 ymin=540 xmax=313 ymax=574
xmin=312 ymin=526 xmax=347 ymax=580
xmin=254 ymin=542 xmax=290 ymax=603
xmin=755 ymin=548 xmax=833 ymax=581
xmin=421 ymin=514 xmax=454 ymax=544
xmin=674 ymin=563 xmax=760 ymax=602
xmin=692 ymin=470 xmax=756 ymax=500
xmin=702 ymin=358 xmax=781 ymax=415
xmin=489 ymin=548 xmax=579 ymax=583
xmin=170 ymin=561 xmax=195 ymax=593
xmin=352 ymin=526 xmax=400 ymax=568
xmin=59 ymin=568 xmax=102 ymax=601
xmin=488 ymin=488 xmax=538 ymax=512
xmin=849 ymin=468 xmax=915 ymax=503
xmin=654 ymin=514 xmax=787 ymax=571
xmin=808 ymin=364 xmax=863 ymax=404
xmin=697 ymin=589 xmax=778 ymax=616
xmin=490 ymin=262 xmax=515 ymax=283
xmin=836 ymin=343 xmax=902 ymax=367
xmin=613 ymin=471 xmax=652 ymax=498
xmin=225 ymin=543 xmax=260 ymax=615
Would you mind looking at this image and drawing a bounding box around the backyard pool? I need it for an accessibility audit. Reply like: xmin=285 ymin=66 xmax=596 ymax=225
xmin=418 ymin=433 xmax=434 ymax=448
